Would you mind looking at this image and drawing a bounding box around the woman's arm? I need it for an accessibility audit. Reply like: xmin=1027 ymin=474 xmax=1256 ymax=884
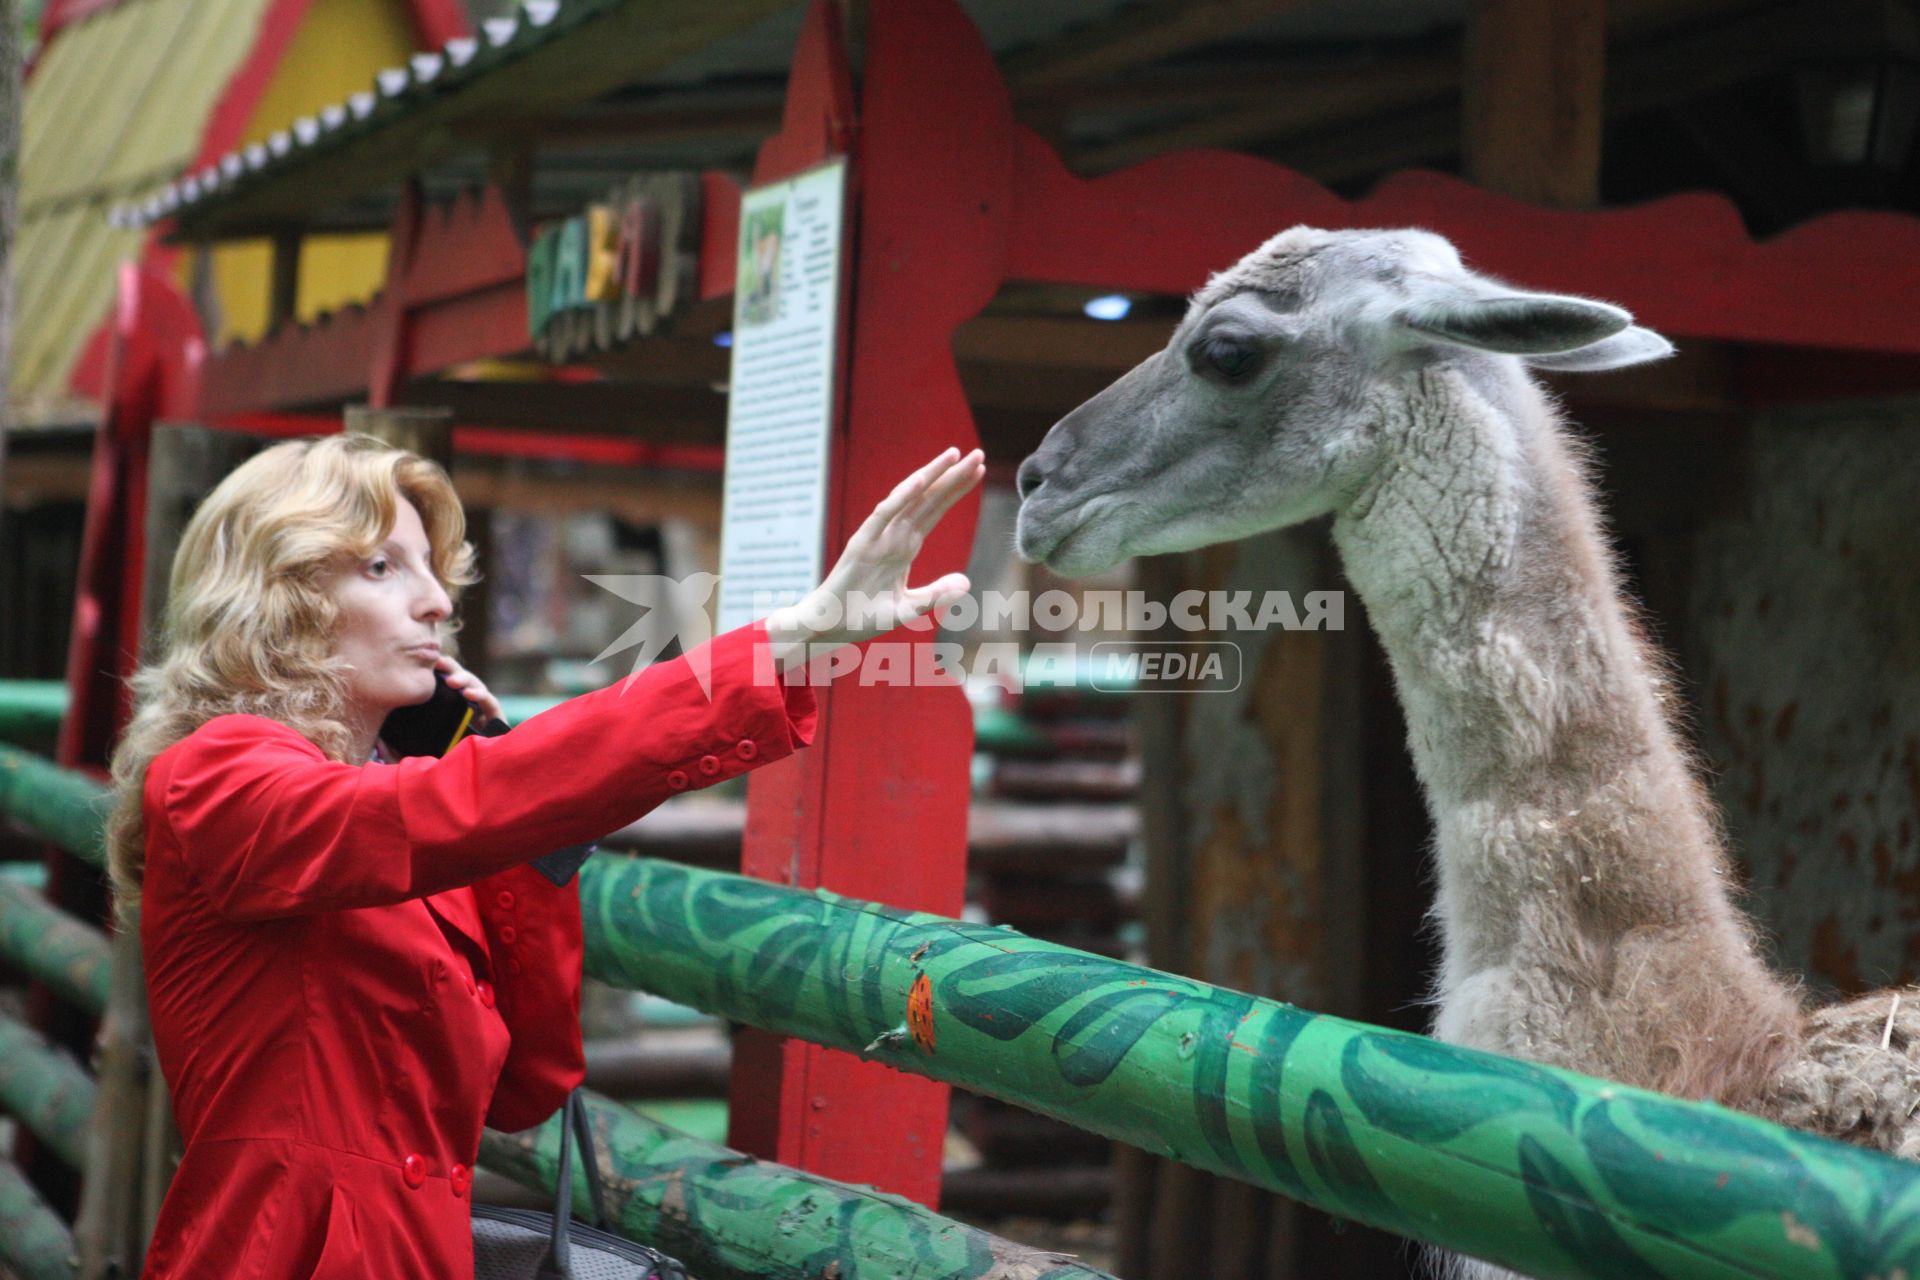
xmin=156 ymin=620 xmax=814 ymax=921
xmin=158 ymin=448 xmax=984 ymax=922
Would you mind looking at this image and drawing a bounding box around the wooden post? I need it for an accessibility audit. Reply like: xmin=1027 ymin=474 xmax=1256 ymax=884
xmin=1462 ymin=0 xmax=1605 ymax=207
xmin=487 ymin=142 xmax=536 ymax=246
xmin=344 ymin=405 xmax=453 ymax=468
xmin=267 ymin=232 xmax=301 ymax=334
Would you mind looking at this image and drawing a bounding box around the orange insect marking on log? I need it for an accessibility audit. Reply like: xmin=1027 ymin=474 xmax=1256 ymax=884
xmin=908 ymin=973 xmax=936 ymax=1053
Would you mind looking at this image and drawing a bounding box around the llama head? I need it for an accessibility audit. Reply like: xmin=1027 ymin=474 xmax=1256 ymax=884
xmin=1013 ymin=226 xmax=1674 ymax=575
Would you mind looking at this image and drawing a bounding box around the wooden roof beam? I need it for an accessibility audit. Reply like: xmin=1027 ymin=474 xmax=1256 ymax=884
xmin=451 ymin=96 xmax=784 ymax=149
xmin=1001 ymin=0 xmax=1303 ymax=90
xmin=1077 ymin=0 xmax=1898 ymax=182
xmin=1463 ymin=0 xmax=1605 ymax=207
xmin=1076 ymin=52 xmax=1457 ymax=173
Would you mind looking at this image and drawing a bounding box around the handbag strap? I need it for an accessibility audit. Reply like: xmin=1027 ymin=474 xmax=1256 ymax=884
xmin=538 ymin=1090 xmax=611 ymax=1278
xmin=539 ymin=1096 xmax=576 ymax=1278
xmin=570 ymin=1088 xmax=608 ymax=1229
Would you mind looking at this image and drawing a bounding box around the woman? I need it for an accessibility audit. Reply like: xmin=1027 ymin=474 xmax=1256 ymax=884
xmin=104 ymin=432 xmax=984 ymax=1277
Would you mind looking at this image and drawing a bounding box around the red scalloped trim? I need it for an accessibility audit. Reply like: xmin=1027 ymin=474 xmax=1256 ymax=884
xmin=1009 ymin=134 xmax=1920 ymax=355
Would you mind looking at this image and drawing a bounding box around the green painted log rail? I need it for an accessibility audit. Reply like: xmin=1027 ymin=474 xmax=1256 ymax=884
xmin=0 ymin=1159 xmax=75 ymax=1280
xmin=0 ymin=1016 xmax=97 ymax=1168
xmin=12 ymin=740 xmax=1920 ymax=1277
xmin=482 ymin=1089 xmax=1114 ymax=1280
xmin=0 ymin=742 xmax=108 ymax=864
xmin=579 ymin=854 xmax=1920 ymax=1280
xmin=0 ymin=681 xmax=67 ymax=746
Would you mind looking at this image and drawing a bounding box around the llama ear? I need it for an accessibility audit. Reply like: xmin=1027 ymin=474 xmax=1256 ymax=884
xmin=1522 ymin=326 xmax=1675 ymax=372
xmin=1398 ymin=290 xmax=1633 ymax=356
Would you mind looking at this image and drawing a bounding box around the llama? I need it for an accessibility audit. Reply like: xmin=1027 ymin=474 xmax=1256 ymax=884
xmin=1012 ymin=226 xmax=1920 ymax=1271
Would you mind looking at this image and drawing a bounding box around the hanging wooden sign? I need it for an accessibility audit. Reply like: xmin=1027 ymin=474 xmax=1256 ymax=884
xmin=527 ymin=172 xmax=700 ymax=360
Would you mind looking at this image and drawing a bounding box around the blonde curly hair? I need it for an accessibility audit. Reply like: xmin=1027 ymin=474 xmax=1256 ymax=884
xmin=104 ymin=433 xmax=477 ymax=918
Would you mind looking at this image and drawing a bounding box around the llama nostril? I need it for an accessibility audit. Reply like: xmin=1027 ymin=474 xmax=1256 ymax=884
xmin=1016 ymin=457 xmax=1046 ymax=500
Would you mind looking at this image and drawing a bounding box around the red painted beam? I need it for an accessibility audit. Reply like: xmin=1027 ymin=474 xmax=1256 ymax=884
xmin=699 ymin=171 xmax=744 ymax=302
xmin=1006 ymin=133 xmax=1920 ymax=356
xmin=202 ymin=413 xmax=727 ymax=472
xmin=404 ymin=0 xmax=468 ymax=51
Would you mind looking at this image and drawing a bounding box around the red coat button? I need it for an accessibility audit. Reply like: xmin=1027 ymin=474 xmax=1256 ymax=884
xmin=666 ymin=769 xmax=689 ymax=790
xmin=497 ymin=925 xmax=517 ymax=945
xmin=450 ymin=1164 xmax=470 ymax=1197
xmin=495 ymin=890 xmax=516 ymax=910
xmin=736 ymin=739 xmax=758 ymax=760
xmin=508 ymin=958 xmax=524 ymax=976
xmin=477 ymin=981 xmax=495 ymax=1009
xmin=698 ymin=754 xmax=721 ymax=776
xmin=402 ymin=1154 xmax=427 ymax=1189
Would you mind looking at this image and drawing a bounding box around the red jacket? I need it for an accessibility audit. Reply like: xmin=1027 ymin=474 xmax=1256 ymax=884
xmin=138 ymin=621 xmax=816 ymax=1278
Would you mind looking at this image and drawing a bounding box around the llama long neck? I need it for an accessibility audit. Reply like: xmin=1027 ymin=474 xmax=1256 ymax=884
xmin=1330 ymin=363 xmax=1795 ymax=1075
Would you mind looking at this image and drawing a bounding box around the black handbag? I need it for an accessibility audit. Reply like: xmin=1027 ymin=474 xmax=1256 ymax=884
xmin=472 ymin=1092 xmax=687 ymax=1280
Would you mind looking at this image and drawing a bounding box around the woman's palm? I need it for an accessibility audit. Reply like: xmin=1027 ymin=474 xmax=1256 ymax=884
xmin=814 ymin=448 xmax=984 ymax=644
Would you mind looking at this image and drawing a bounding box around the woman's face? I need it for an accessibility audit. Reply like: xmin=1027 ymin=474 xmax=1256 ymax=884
xmin=328 ymin=497 xmax=454 ymax=717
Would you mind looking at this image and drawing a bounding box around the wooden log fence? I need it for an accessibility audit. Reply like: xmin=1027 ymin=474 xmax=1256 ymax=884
xmin=481 ymin=1088 xmax=1118 ymax=1280
xmin=0 ymin=1015 xmax=97 ymax=1168
xmin=577 ymin=854 xmax=1920 ymax=1280
xmin=0 ymin=681 xmax=66 ymax=745
xmin=0 ymin=874 xmax=112 ymax=1012
xmin=0 ymin=743 xmax=107 ymax=864
xmin=0 ymin=1157 xmax=76 ymax=1280
xmin=12 ymin=741 xmax=1920 ymax=1277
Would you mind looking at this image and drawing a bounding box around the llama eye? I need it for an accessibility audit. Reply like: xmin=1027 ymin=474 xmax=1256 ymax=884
xmin=1197 ymin=336 xmax=1259 ymax=380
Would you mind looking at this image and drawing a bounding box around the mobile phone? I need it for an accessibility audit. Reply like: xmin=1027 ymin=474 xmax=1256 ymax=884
xmin=381 ymin=669 xmax=503 ymax=758
xmin=380 ymin=671 xmax=595 ymax=886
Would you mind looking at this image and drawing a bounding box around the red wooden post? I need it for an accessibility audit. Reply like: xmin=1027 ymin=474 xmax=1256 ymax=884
xmin=725 ymin=0 xmax=1007 ymax=1206
xmin=27 ymin=263 xmax=201 ymax=1201
xmin=366 ymin=182 xmax=426 ymax=412
xmin=56 ymin=262 xmax=203 ymax=774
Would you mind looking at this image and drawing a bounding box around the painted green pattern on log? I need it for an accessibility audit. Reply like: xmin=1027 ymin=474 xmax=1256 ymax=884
xmin=0 ymin=743 xmax=107 ymax=865
xmin=480 ymin=1088 xmax=1115 ymax=1280
xmin=0 ymin=1015 xmax=97 ymax=1168
xmin=0 ymin=1158 xmax=76 ymax=1280
xmin=579 ymin=855 xmax=1920 ymax=1280
xmin=0 ymin=875 xmax=112 ymax=1013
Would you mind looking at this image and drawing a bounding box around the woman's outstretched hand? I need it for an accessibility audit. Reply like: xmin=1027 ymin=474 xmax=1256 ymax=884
xmin=766 ymin=447 xmax=985 ymax=667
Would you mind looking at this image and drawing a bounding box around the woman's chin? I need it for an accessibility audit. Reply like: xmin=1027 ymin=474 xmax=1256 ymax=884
xmin=393 ymin=672 xmax=438 ymax=706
